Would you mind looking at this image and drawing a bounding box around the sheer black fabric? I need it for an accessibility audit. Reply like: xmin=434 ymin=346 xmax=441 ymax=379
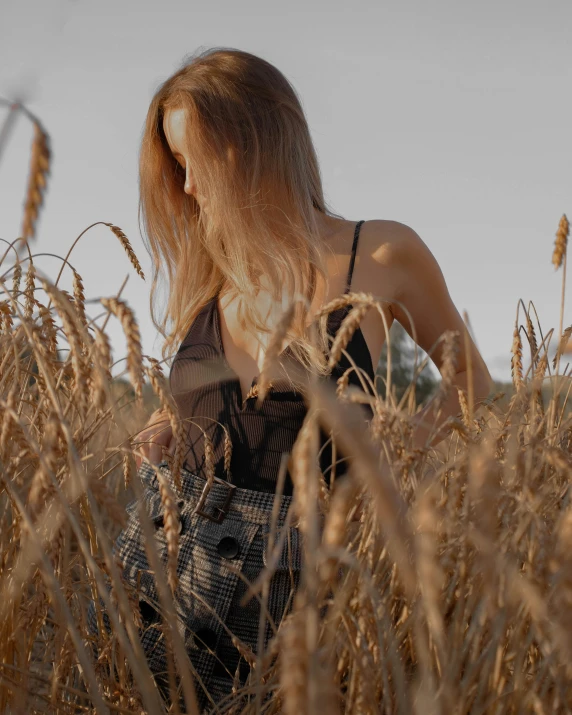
xmin=168 ymin=220 xmax=374 ymax=496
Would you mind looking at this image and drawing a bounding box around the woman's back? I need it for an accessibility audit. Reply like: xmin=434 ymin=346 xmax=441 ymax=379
xmin=169 ymin=219 xmax=376 ymax=495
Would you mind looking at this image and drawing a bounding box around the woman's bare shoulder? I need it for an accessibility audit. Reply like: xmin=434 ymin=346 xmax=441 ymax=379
xmin=365 ymin=219 xmax=420 ymax=264
xmin=357 ymin=219 xmax=423 ymax=291
xmin=339 ymin=219 xmax=415 ymax=312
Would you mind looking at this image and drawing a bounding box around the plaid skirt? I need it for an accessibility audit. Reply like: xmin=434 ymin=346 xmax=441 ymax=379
xmin=87 ymin=460 xmax=303 ymax=713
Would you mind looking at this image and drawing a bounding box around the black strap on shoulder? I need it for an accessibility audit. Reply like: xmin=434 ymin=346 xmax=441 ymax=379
xmin=344 ymin=220 xmax=365 ymax=294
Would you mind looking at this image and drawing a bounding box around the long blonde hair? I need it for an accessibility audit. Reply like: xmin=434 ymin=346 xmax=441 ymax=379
xmin=139 ymin=46 xmax=346 ymax=384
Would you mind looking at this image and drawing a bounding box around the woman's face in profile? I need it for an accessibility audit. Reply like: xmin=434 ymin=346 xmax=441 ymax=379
xmin=163 ymin=108 xmax=205 ymax=208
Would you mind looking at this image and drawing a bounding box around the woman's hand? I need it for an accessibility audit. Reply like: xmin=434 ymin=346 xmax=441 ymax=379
xmin=131 ymin=407 xmax=175 ymax=471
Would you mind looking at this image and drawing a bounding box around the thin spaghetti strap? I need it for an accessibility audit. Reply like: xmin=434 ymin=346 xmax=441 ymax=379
xmin=344 ymin=220 xmax=365 ymax=294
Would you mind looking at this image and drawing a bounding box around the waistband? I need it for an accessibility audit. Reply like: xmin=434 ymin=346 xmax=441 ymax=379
xmin=137 ymin=460 xmax=294 ymax=527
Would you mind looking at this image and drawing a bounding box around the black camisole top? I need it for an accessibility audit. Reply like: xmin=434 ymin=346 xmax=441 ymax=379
xmin=168 ymin=220 xmax=375 ymax=496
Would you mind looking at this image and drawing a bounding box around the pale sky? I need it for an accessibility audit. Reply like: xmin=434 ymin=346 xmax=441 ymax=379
xmin=1 ymin=0 xmax=571 ymax=384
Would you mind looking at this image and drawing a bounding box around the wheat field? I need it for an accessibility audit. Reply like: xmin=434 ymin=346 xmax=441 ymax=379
xmin=1 ymin=103 xmax=572 ymax=714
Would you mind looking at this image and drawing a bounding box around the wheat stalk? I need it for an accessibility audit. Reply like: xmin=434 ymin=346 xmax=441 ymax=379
xmin=223 ymin=428 xmax=233 ymax=480
xmin=279 ymin=605 xmax=309 ymax=715
xmin=100 ymin=297 xmax=143 ymax=399
xmin=144 ymin=356 xmax=184 ymax=491
xmin=23 ymin=261 xmax=36 ymax=320
xmin=40 ymin=278 xmax=90 ymax=415
xmin=328 ymin=304 xmax=371 ymax=370
xmin=90 ymin=326 xmax=113 ymax=410
xmin=433 ymin=329 xmax=461 ymax=414
xmin=11 ymin=262 xmax=22 ymax=297
xmin=72 ymin=269 xmax=88 ymax=329
xmin=153 ymin=463 xmax=180 ymax=594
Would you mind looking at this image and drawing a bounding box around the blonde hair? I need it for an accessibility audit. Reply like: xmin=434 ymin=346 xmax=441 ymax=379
xmin=139 ymin=46 xmax=345 ymax=386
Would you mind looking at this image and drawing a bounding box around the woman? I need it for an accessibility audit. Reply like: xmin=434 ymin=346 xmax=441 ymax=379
xmin=99 ymin=47 xmax=493 ymax=712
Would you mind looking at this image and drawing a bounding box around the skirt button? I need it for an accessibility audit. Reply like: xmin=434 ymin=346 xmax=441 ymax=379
xmin=216 ymin=535 xmax=240 ymax=559
xmin=153 ymin=514 xmax=184 ymax=535
xmin=194 ymin=627 xmax=218 ymax=651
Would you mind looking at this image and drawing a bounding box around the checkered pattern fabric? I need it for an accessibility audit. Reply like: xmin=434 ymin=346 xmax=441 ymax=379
xmin=87 ymin=460 xmax=304 ymax=713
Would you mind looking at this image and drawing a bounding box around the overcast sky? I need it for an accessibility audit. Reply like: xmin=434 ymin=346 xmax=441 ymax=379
xmin=1 ymin=0 xmax=571 ymax=384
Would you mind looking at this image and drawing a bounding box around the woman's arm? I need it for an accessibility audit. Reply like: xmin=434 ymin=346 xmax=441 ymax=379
xmin=380 ymin=222 xmax=494 ymax=450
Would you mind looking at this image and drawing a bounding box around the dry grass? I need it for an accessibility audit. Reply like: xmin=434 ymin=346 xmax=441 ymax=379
xmin=1 ymin=106 xmax=572 ymax=714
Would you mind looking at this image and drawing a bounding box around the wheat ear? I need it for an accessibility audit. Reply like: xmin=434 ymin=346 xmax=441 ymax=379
xmin=552 ymin=214 xmax=569 ymax=270
xmin=511 ymin=324 xmax=524 ymax=391
xmin=104 ymin=223 xmax=145 ymax=279
xmin=144 ymin=357 xmax=184 ymax=492
xmin=154 ymin=463 xmax=180 ymax=594
xmin=21 ymin=121 xmax=50 ymax=241
xmin=100 ymin=297 xmax=143 ymax=399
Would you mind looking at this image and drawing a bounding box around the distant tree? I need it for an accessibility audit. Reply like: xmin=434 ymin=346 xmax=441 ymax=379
xmin=374 ymin=320 xmax=439 ymax=409
xmin=23 ymin=346 xmax=69 ymax=388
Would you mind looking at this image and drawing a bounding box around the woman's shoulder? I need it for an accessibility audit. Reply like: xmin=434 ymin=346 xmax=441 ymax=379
xmin=328 ymin=217 xmax=415 ymax=258
xmin=354 ymin=219 xmax=422 ymax=299
xmin=367 ymin=220 xmax=444 ymax=288
xmin=364 ymin=219 xmax=420 ymax=260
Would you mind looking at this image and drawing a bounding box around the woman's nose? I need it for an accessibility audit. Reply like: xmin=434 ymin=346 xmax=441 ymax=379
xmin=184 ymin=168 xmax=197 ymax=196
